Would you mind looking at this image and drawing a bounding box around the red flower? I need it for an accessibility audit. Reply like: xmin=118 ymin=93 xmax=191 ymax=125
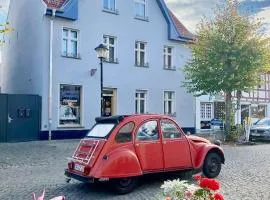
xmin=214 ymin=193 xmax=224 ymax=200
xmin=193 ymin=174 xmax=202 ymax=181
xmin=199 ymin=178 xmax=220 ymax=191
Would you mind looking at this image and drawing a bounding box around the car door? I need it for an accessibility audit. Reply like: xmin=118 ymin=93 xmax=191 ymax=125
xmin=134 ymin=120 xmax=164 ymax=172
xmin=161 ymin=119 xmax=193 ymax=170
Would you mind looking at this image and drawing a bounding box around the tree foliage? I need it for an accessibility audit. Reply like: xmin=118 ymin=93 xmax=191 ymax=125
xmin=183 ymin=0 xmax=270 ymax=95
xmin=183 ymin=0 xmax=270 ymax=137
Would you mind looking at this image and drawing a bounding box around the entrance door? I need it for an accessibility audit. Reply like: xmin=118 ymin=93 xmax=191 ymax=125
xmin=103 ymin=88 xmax=117 ymax=117
xmin=7 ymin=95 xmax=41 ymax=142
xmin=161 ymin=119 xmax=192 ymax=170
xmin=134 ymin=120 xmax=164 ymax=172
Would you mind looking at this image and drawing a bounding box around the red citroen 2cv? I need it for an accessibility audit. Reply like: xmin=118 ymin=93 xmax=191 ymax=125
xmin=65 ymin=115 xmax=225 ymax=194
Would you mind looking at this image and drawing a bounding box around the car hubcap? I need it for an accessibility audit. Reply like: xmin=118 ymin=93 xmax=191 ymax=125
xmin=119 ymin=178 xmax=132 ymax=187
xmin=209 ymin=158 xmax=218 ymax=173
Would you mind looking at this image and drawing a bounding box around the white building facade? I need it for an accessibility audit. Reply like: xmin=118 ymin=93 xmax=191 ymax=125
xmin=1 ymin=0 xmax=196 ymax=139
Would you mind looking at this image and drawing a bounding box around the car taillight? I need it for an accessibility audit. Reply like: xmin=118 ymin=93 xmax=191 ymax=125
xmin=68 ymin=161 xmax=74 ymax=170
xmin=84 ymin=166 xmax=91 ymax=175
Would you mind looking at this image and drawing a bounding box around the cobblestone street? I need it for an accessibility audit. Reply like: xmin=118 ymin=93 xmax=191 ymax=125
xmin=0 ymin=140 xmax=270 ymax=200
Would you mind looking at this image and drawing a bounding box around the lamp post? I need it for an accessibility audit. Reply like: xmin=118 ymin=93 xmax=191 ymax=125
xmin=95 ymin=44 xmax=108 ymax=117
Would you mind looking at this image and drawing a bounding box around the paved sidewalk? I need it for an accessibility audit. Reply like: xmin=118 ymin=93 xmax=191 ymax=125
xmin=0 ymin=139 xmax=270 ymax=200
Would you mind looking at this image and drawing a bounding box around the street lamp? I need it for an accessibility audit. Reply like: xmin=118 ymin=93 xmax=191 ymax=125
xmin=95 ymin=44 xmax=108 ymax=117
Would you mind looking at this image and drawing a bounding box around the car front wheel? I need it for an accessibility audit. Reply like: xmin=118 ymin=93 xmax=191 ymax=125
xmin=110 ymin=177 xmax=138 ymax=194
xmin=202 ymin=152 xmax=222 ymax=178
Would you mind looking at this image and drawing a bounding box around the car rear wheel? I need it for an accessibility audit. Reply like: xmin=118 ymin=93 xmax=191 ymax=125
xmin=202 ymin=152 xmax=222 ymax=178
xmin=110 ymin=177 xmax=138 ymax=194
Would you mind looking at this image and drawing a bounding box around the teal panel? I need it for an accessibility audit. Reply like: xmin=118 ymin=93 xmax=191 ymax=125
xmin=0 ymin=94 xmax=8 ymax=142
xmin=7 ymin=94 xmax=41 ymax=142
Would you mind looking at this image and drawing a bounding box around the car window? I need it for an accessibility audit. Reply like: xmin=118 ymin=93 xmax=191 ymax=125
xmin=86 ymin=123 xmax=115 ymax=138
xmin=255 ymin=118 xmax=270 ymax=126
xmin=136 ymin=120 xmax=159 ymax=141
xmin=161 ymin=120 xmax=181 ymax=139
xmin=115 ymin=122 xmax=134 ymax=143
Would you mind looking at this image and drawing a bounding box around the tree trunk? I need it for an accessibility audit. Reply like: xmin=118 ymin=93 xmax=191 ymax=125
xmin=225 ymin=91 xmax=232 ymax=140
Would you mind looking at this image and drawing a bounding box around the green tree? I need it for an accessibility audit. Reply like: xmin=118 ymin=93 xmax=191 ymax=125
xmin=183 ymin=0 xmax=270 ymax=138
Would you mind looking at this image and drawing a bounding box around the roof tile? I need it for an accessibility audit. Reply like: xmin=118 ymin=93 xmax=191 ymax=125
xmin=43 ymin=0 xmax=68 ymax=9
xmin=169 ymin=10 xmax=195 ymax=40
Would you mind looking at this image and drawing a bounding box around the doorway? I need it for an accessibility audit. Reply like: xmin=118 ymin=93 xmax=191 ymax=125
xmin=103 ymin=88 xmax=117 ymax=117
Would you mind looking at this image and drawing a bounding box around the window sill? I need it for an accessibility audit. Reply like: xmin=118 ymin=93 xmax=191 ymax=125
xmin=61 ymin=54 xmax=81 ymax=60
xmin=135 ymin=63 xmax=149 ymax=68
xmin=102 ymin=8 xmax=119 ymax=15
xmin=134 ymin=16 xmax=149 ymax=22
xmin=57 ymin=125 xmax=84 ymax=129
xmin=104 ymin=58 xmax=119 ymax=64
xmin=165 ymin=112 xmax=177 ymax=117
xmin=163 ymin=66 xmax=176 ymax=71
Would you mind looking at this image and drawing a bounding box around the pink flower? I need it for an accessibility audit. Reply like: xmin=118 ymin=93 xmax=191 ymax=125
xmin=185 ymin=191 xmax=193 ymax=198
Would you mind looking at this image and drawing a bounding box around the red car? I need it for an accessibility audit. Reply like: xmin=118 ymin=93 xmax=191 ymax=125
xmin=65 ymin=115 xmax=225 ymax=194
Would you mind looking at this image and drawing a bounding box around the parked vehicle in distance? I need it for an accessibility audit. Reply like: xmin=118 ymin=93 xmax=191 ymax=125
xmin=65 ymin=114 xmax=225 ymax=194
xmin=250 ymin=117 xmax=270 ymax=141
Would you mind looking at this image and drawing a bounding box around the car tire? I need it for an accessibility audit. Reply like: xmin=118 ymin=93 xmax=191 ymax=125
xmin=202 ymin=152 xmax=222 ymax=178
xmin=110 ymin=177 xmax=138 ymax=194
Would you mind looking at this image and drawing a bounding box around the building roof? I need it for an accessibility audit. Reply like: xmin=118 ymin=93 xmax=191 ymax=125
xmin=169 ymin=10 xmax=195 ymax=41
xmin=42 ymin=0 xmax=69 ymax=9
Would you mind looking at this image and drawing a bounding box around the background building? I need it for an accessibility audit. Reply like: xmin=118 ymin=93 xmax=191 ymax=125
xmin=1 ymin=0 xmax=196 ymax=139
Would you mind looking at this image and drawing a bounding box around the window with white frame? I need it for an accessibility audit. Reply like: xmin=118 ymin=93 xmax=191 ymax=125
xmin=164 ymin=46 xmax=174 ymax=69
xmin=164 ymin=91 xmax=175 ymax=115
xmin=135 ymin=90 xmax=147 ymax=114
xmin=103 ymin=35 xmax=117 ymax=63
xmin=134 ymin=0 xmax=147 ymax=19
xmin=200 ymin=103 xmax=213 ymax=120
xmin=103 ymin=0 xmax=116 ymax=12
xmin=135 ymin=41 xmax=147 ymax=67
xmin=62 ymin=28 xmax=79 ymax=58
xmin=59 ymin=85 xmax=82 ymax=126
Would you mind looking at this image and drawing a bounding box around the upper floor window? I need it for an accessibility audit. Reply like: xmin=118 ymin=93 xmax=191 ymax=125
xmin=62 ymin=28 xmax=79 ymax=58
xmin=135 ymin=90 xmax=147 ymax=114
xmin=164 ymin=46 xmax=174 ymax=70
xmin=103 ymin=35 xmax=118 ymax=63
xmin=134 ymin=0 xmax=148 ymax=20
xmin=103 ymin=0 xmax=118 ymax=14
xmin=135 ymin=41 xmax=148 ymax=67
xmin=164 ymin=91 xmax=175 ymax=115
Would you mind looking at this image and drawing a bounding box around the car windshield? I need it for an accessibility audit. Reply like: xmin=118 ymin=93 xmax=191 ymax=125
xmin=86 ymin=123 xmax=115 ymax=138
xmin=254 ymin=118 xmax=270 ymax=126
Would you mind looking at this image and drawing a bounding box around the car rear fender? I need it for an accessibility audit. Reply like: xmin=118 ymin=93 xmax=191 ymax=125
xmin=194 ymin=146 xmax=225 ymax=169
xmin=91 ymin=145 xmax=142 ymax=178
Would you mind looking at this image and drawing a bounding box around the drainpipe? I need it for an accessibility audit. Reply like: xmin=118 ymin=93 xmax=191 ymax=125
xmin=48 ymin=9 xmax=56 ymax=141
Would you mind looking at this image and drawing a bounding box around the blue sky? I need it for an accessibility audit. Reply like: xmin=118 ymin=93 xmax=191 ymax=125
xmin=166 ymin=0 xmax=270 ymax=34
xmin=0 ymin=0 xmax=269 ymax=34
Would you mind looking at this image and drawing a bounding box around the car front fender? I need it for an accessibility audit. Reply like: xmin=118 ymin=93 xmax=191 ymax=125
xmin=193 ymin=145 xmax=225 ymax=169
xmin=91 ymin=146 xmax=142 ymax=178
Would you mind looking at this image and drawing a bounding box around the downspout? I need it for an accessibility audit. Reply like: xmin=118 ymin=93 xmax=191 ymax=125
xmin=48 ymin=9 xmax=56 ymax=141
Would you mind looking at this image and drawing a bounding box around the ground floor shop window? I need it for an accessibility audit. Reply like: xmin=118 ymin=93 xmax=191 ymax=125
xmin=251 ymin=105 xmax=266 ymax=119
xmin=200 ymin=102 xmax=213 ymax=129
xmin=59 ymin=85 xmax=81 ymax=126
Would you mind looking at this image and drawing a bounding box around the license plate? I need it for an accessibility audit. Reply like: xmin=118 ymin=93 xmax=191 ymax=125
xmin=74 ymin=164 xmax=84 ymax=172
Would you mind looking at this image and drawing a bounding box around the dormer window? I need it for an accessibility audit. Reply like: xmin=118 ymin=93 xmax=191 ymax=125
xmin=134 ymin=0 xmax=148 ymax=20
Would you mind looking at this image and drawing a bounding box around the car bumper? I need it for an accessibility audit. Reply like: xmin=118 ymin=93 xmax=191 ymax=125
xmin=250 ymin=135 xmax=270 ymax=141
xmin=65 ymin=169 xmax=95 ymax=183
